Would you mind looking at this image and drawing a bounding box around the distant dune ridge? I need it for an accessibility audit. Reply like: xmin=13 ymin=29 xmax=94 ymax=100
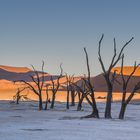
xmin=0 ymin=65 xmax=58 ymax=82
xmin=0 ymin=65 xmax=31 ymax=73
xmin=0 ymin=65 xmax=81 ymax=84
xmin=111 ymin=66 xmax=140 ymax=76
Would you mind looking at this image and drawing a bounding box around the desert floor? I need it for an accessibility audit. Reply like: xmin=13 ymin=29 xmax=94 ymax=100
xmin=0 ymin=100 xmax=140 ymax=140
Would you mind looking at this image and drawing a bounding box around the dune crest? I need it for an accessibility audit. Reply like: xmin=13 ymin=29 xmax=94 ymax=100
xmin=111 ymin=66 xmax=140 ymax=76
xmin=0 ymin=65 xmax=31 ymax=73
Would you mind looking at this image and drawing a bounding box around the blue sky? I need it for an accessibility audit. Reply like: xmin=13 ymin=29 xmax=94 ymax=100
xmin=0 ymin=0 xmax=140 ymax=75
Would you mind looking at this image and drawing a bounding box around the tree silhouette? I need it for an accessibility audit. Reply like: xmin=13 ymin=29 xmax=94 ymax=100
xmin=50 ymin=64 xmax=63 ymax=109
xmin=98 ymin=34 xmax=134 ymax=118
xmin=15 ymin=61 xmax=45 ymax=110
xmin=119 ymin=55 xmax=140 ymax=119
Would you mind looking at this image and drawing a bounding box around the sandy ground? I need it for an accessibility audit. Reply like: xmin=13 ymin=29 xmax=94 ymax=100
xmin=0 ymin=101 xmax=140 ymax=140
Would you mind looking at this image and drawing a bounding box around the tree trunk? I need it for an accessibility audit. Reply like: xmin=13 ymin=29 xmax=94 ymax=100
xmin=81 ymin=107 xmax=99 ymax=118
xmin=91 ymin=107 xmax=99 ymax=118
xmin=119 ymin=103 xmax=127 ymax=119
xmin=77 ymin=91 xmax=81 ymax=102
xmin=50 ymin=92 xmax=56 ymax=109
xmin=39 ymin=95 xmax=43 ymax=110
xmin=77 ymin=94 xmax=84 ymax=111
xmin=66 ymin=90 xmax=69 ymax=109
xmin=16 ymin=93 xmax=20 ymax=104
xmin=90 ymin=93 xmax=99 ymax=118
xmin=16 ymin=99 xmax=19 ymax=104
xmin=44 ymin=94 xmax=48 ymax=110
xmin=105 ymin=89 xmax=112 ymax=118
xmin=71 ymin=90 xmax=75 ymax=106
xmin=16 ymin=96 xmax=20 ymax=104
xmin=44 ymin=101 xmax=48 ymax=110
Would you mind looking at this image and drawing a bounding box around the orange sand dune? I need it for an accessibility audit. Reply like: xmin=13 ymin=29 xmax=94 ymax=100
xmin=112 ymin=66 xmax=140 ymax=76
xmin=0 ymin=65 xmax=31 ymax=73
xmin=1 ymin=65 xmax=140 ymax=102
xmin=57 ymin=76 xmax=81 ymax=85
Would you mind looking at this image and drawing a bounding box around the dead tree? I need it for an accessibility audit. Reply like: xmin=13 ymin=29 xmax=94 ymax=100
xmin=70 ymin=85 xmax=76 ymax=106
xmin=71 ymin=80 xmax=84 ymax=111
xmin=44 ymin=84 xmax=50 ymax=110
xmin=77 ymin=89 xmax=82 ymax=104
xmin=119 ymin=82 xmax=140 ymax=119
xmin=68 ymin=47 xmax=99 ymax=118
xmin=119 ymin=55 xmax=140 ymax=119
xmin=98 ymin=34 xmax=134 ymax=118
xmin=15 ymin=61 xmax=45 ymax=110
xmin=77 ymin=90 xmax=84 ymax=111
xmin=13 ymin=87 xmax=27 ymax=104
xmin=69 ymin=77 xmax=77 ymax=106
xmin=65 ymin=74 xmax=75 ymax=109
xmin=50 ymin=64 xmax=63 ymax=109
xmin=72 ymin=80 xmax=92 ymax=111
xmin=65 ymin=74 xmax=70 ymax=109
xmin=83 ymin=48 xmax=99 ymax=118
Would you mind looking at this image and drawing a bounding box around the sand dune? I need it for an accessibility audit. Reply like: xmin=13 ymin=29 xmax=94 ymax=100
xmin=0 ymin=65 xmax=31 ymax=73
xmin=112 ymin=66 xmax=140 ymax=76
xmin=1 ymin=65 xmax=140 ymax=101
xmin=76 ymin=66 xmax=140 ymax=93
xmin=0 ymin=66 xmax=52 ymax=82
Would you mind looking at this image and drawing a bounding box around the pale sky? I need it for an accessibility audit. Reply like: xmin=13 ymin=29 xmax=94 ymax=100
xmin=0 ymin=0 xmax=140 ymax=76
